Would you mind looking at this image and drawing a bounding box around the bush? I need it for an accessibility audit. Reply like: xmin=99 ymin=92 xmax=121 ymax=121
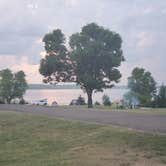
xmin=19 ymin=98 xmax=27 ymax=105
xmin=153 ymin=85 xmax=166 ymax=108
xmin=102 ymin=94 xmax=111 ymax=106
xmin=95 ymin=101 xmax=100 ymax=105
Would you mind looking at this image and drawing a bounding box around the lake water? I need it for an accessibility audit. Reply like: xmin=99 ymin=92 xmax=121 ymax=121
xmin=24 ymin=88 xmax=128 ymax=105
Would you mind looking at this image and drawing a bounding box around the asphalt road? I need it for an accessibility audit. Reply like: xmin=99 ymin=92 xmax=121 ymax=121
xmin=0 ymin=104 xmax=166 ymax=133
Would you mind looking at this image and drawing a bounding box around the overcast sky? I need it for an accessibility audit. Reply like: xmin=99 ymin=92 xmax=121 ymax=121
xmin=0 ymin=0 xmax=165 ymax=85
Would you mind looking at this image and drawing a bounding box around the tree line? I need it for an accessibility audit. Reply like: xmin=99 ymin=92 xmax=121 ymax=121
xmin=124 ymin=67 xmax=166 ymax=108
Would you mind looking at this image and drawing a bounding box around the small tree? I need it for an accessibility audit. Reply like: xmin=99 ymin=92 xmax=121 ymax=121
xmin=128 ymin=67 xmax=156 ymax=106
xmin=13 ymin=71 xmax=28 ymax=100
xmin=95 ymin=101 xmax=100 ymax=106
xmin=0 ymin=69 xmax=13 ymax=103
xmin=0 ymin=69 xmax=28 ymax=104
xmin=156 ymin=84 xmax=166 ymax=108
xmin=102 ymin=94 xmax=111 ymax=106
xmin=40 ymin=23 xmax=124 ymax=108
xmin=123 ymin=91 xmax=139 ymax=109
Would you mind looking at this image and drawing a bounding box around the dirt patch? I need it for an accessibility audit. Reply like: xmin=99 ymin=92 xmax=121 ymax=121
xmin=65 ymin=144 xmax=166 ymax=166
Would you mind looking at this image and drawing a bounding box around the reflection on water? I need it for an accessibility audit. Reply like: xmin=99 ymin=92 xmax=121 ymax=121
xmin=24 ymin=89 xmax=128 ymax=105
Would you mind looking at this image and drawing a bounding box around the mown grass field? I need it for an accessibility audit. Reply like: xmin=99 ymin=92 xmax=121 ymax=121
xmin=0 ymin=111 xmax=166 ymax=166
xmin=60 ymin=105 xmax=166 ymax=115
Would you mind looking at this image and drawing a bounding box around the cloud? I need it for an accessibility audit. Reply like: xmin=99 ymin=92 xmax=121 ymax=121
xmin=137 ymin=32 xmax=155 ymax=48
xmin=0 ymin=0 xmax=165 ymax=84
xmin=0 ymin=55 xmax=43 ymax=83
xmin=0 ymin=55 xmax=17 ymax=69
xmin=36 ymin=38 xmax=43 ymax=44
xmin=143 ymin=7 xmax=155 ymax=14
xmin=65 ymin=0 xmax=79 ymax=7
xmin=40 ymin=51 xmax=46 ymax=58
xmin=11 ymin=57 xmax=43 ymax=84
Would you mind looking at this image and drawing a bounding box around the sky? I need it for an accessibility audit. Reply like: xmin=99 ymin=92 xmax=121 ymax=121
xmin=0 ymin=0 xmax=166 ymax=85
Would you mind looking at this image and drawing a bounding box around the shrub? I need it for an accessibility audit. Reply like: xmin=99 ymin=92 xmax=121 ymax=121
xmin=95 ymin=101 xmax=100 ymax=105
xmin=102 ymin=94 xmax=111 ymax=106
xmin=19 ymin=98 xmax=27 ymax=105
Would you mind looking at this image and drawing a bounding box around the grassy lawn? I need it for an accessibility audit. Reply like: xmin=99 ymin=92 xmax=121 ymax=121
xmin=60 ymin=105 xmax=166 ymax=115
xmin=0 ymin=111 xmax=166 ymax=166
xmin=93 ymin=107 xmax=166 ymax=115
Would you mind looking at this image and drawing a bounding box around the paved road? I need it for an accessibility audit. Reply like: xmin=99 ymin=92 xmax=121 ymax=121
xmin=0 ymin=104 xmax=166 ymax=133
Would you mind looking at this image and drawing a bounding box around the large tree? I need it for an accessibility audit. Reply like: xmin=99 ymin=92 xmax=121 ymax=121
xmin=39 ymin=29 xmax=72 ymax=84
xmin=40 ymin=23 xmax=124 ymax=107
xmin=0 ymin=69 xmax=28 ymax=104
xmin=128 ymin=67 xmax=157 ymax=106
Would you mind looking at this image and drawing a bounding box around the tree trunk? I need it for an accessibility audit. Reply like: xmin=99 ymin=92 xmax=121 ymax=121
xmin=6 ymin=99 xmax=10 ymax=104
xmin=6 ymin=97 xmax=12 ymax=104
xmin=87 ymin=90 xmax=93 ymax=108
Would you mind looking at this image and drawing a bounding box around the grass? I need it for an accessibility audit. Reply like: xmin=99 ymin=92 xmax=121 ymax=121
xmin=0 ymin=111 xmax=166 ymax=166
xmin=59 ymin=105 xmax=166 ymax=115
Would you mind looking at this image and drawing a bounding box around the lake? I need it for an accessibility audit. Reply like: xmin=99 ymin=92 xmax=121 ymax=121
xmin=24 ymin=88 xmax=128 ymax=105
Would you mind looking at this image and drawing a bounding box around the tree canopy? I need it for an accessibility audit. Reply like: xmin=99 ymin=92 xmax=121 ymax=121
xmin=40 ymin=29 xmax=72 ymax=83
xmin=127 ymin=67 xmax=156 ymax=106
xmin=40 ymin=23 xmax=124 ymax=107
xmin=155 ymin=84 xmax=166 ymax=108
xmin=0 ymin=69 xmax=28 ymax=104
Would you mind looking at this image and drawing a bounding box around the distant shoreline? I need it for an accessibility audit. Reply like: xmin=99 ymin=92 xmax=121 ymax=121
xmin=28 ymin=84 xmax=128 ymax=90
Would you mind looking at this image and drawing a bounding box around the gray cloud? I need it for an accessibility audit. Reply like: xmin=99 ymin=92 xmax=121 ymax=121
xmin=0 ymin=0 xmax=165 ymax=83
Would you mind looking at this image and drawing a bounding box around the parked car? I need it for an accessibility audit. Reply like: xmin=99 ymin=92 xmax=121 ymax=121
xmin=70 ymin=96 xmax=86 ymax=106
xmin=33 ymin=99 xmax=47 ymax=106
xmin=70 ymin=99 xmax=80 ymax=106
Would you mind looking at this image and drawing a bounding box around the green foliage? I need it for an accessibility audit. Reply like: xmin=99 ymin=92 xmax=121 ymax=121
xmin=13 ymin=71 xmax=28 ymax=99
xmin=39 ymin=29 xmax=72 ymax=84
xmin=153 ymin=84 xmax=166 ymax=108
xmin=43 ymin=29 xmax=66 ymax=53
xmin=40 ymin=23 xmax=124 ymax=108
xmin=0 ymin=69 xmax=28 ymax=104
xmin=123 ymin=91 xmax=139 ymax=108
xmin=102 ymin=94 xmax=111 ymax=106
xmin=128 ymin=67 xmax=156 ymax=106
xmin=69 ymin=23 xmax=124 ymax=91
xmin=0 ymin=69 xmax=13 ymax=103
xmin=95 ymin=101 xmax=100 ymax=105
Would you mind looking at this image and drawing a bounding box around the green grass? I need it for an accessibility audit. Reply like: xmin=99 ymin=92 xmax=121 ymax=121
xmin=0 ymin=111 xmax=166 ymax=166
xmin=94 ymin=106 xmax=166 ymax=115
xmin=59 ymin=105 xmax=166 ymax=115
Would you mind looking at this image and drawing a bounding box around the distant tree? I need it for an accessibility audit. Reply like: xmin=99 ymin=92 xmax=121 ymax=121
xmin=123 ymin=91 xmax=139 ymax=108
xmin=0 ymin=69 xmax=28 ymax=104
xmin=102 ymin=94 xmax=111 ymax=106
xmin=128 ymin=67 xmax=156 ymax=106
xmin=13 ymin=71 xmax=28 ymax=100
xmin=0 ymin=69 xmax=13 ymax=103
xmin=95 ymin=101 xmax=100 ymax=106
xmin=156 ymin=84 xmax=166 ymax=108
xmin=40 ymin=23 xmax=124 ymax=108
